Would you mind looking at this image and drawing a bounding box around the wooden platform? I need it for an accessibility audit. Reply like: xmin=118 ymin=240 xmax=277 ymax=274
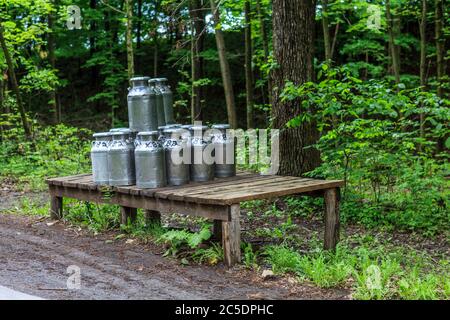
xmin=46 ymin=173 xmax=344 ymax=266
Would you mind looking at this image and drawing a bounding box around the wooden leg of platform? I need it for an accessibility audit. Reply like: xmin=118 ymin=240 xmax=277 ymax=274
xmin=145 ymin=210 xmax=161 ymax=226
xmin=212 ymin=219 xmax=223 ymax=242
xmin=50 ymin=196 xmax=63 ymax=220
xmin=120 ymin=206 xmax=137 ymax=225
xmin=324 ymin=188 xmax=340 ymax=250
xmin=222 ymin=204 xmax=241 ymax=267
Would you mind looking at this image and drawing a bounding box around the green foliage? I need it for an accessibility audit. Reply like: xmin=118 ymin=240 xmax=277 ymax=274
xmin=0 ymin=113 xmax=92 ymax=190
xmin=282 ymin=65 xmax=450 ymax=235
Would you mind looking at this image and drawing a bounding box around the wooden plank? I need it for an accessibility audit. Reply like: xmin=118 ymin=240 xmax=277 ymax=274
xmin=181 ymin=180 xmax=344 ymax=205
xmin=120 ymin=206 xmax=137 ymax=225
xmin=222 ymin=204 xmax=241 ymax=267
xmin=187 ymin=177 xmax=313 ymax=198
xmin=152 ymin=173 xmax=259 ymax=199
xmin=46 ymin=173 xmax=91 ymax=186
xmin=48 ymin=184 xmax=230 ymax=221
xmin=50 ymin=195 xmax=63 ymax=220
xmin=324 ymin=188 xmax=340 ymax=250
xmin=159 ymin=175 xmax=301 ymax=201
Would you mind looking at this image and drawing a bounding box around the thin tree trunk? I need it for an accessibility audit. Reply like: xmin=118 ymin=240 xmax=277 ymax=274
xmin=210 ymin=0 xmax=237 ymax=128
xmin=244 ymin=0 xmax=254 ymax=129
xmin=386 ymin=0 xmax=400 ymax=84
xmin=419 ymin=0 xmax=427 ymax=144
xmin=271 ymin=0 xmax=321 ymax=176
xmin=189 ymin=0 xmax=205 ymax=122
xmin=435 ymin=0 xmax=445 ymax=97
xmin=0 ymin=23 xmax=32 ymax=139
xmin=321 ymin=0 xmax=331 ymax=63
xmin=125 ymin=0 xmax=134 ymax=79
xmin=48 ymin=1 xmax=59 ymax=123
xmin=153 ymin=0 xmax=159 ymax=77
xmin=330 ymin=22 xmax=339 ymax=59
xmin=137 ymin=0 xmax=142 ymax=49
xmin=256 ymin=0 xmax=272 ymax=105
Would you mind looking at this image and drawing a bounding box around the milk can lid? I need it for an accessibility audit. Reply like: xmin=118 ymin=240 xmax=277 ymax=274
xmin=130 ymin=76 xmax=150 ymax=82
xmin=211 ymin=124 xmax=231 ymax=130
xmin=110 ymin=127 xmax=128 ymax=132
xmin=93 ymin=132 xmax=111 ymax=138
xmin=189 ymin=125 xmax=208 ymax=132
xmin=138 ymin=131 xmax=159 ymax=137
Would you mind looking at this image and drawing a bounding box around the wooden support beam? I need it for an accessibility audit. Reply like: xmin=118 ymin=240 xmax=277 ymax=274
xmin=324 ymin=188 xmax=340 ymax=250
xmin=50 ymin=195 xmax=63 ymax=220
xmin=145 ymin=210 xmax=161 ymax=226
xmin=222 ymin=204 xmax=241 ymax=267
xmin=120 ymin=206 xmax=137 ymax=225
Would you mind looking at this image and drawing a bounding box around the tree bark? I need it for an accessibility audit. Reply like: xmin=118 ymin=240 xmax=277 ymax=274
xmin=189 ymin=0 xmax=205 ymax=122
xmin=152 ymin=0 xmax=160 ymax=77
xmin=125 ymin=0 xmax=134 ymax=79
xmin=271 ymin=0 xmax=321 ymax=176
xmin=210 ymin=0 xmax=237 ymax=128
xmin=255 ymin=0 xmax=272 ymax=105
xmin=244 ymin=0 xmax=254 ymax=129
xmin=48 ymin=1 xmax=59 ymax=123
xmin=435 ymin=0 xmax=445 ymax=97
xmin=419 ymin=0 xmax=427 ymax=143
xmin=321 ymin=0 xmax=331 ymax=63
xmin=386 ymin=0 xmax=400 ymax=84
xmin=0 ymin=23 xmax=32 ymax=139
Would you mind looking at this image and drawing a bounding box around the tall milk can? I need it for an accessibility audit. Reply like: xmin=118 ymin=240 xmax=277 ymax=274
xmin=190 ymin=125 xmax=214 ymax=182
xmin=211 ymin=124 xmax=236 ymax=178
xmin=149 ymin=78 xmax=166 ymax=128
xmin=163 ymin=128 xmax=189 ymax=186
xmin=155 ymin=78 xmax=175 ymax=125
xmin=91 ymin=132 xmax=112 ymax=185
xmin=128 ymin=76 xmax=158 ymax=132
xmin=108 ymin=131 xmax=136 ymax=186
xmin=135 ymin=131 xmax=166 ymax=188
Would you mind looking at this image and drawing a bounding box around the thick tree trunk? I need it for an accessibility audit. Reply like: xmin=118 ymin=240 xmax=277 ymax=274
xmin=386 ymin=0 xmax=400 ymax=84
xmin=125 ymin=0 xmax=134 ymax=79
xmin=244 ymin=0 xmax=254 ymax=129
xmin=321 ymin=0 xmax=331 ymax=63
xmin=271 ymin=0 xmax=321 ymax=176
xmin=0 ymin=23 xmax=32 ymax=139
xmin=435 ymin=0 xmax=445 ymax=97
xmin=48 ymin=2 xmax=59 ymax=124
xmin=255 ymin=0 xmax=272 ymax=105
xmin=210 ymin=0 xmax=237 ymax=128
xmin=189 ymin=0 xmax=205 ymax=122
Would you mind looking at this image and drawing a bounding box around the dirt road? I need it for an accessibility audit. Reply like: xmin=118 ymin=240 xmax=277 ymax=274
xmin=0 ymin=213 xmax=347 ymax=300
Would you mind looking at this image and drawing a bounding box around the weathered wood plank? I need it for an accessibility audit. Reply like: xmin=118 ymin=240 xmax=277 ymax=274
xmin=50 ymin=195 xmax=63 ymax=219
xmin=222 ymin=204 xmax=241 ymax=267
xmin=48 ymin=184 xmax=230 ymax=221
xmin=120 ymin=206 xmax=137 ymax=225
xmin=324 ymin=188 xmax=340 ymax=250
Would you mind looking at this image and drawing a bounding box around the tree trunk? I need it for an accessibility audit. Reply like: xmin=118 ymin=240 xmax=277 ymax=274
xmin=125 ymin=0 xmax=134 ymax=79
xmin=271 ymin=0 xmax=321 ymax=176
xmin=189 ymin=0 xmax=205 ymax=122
xmin=419 ymin=0 xmax=427 ymax=143
xmin=321 ymin=0 xmax=332 ymax=63
xmin=48 ymin=1 xmax=59 ymax=124
xmin=210 ymin=0 xmax=237 ymax=128
xmin=153 ymin=0 xmax=159 ymax=78
xmin=386 ymin=0 xmax=400 ymax=84
xmin=435 ymin=0 xmax=445 ymax=97
xmin=0 ymin=23 xmax=32 ymax=139
xmin=255 ymin=0 xmax=272 ymax=105
xmin=244 ymin=0 xmax=254 ymax=129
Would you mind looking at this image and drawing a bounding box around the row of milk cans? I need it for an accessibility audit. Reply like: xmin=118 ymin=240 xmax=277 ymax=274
xmin=90 ymin=124 xmax=236 ymax=188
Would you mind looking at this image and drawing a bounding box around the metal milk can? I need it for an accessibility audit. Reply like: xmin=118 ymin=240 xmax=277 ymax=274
xmin=108 ymin=131 xmax=136 ymax=186
xmin=135 ymin=131 xmax=166 ymax=188
xmin=91 ymin=132 xmax=112 ymax=185
xmin=190 ymin=125 xmax=214 ymax=182
xmin=155 ymin=78 xmax=175 ymax=125
xmin=149 ymin=78 xmax=166 ymax=128
xmin=211 ymin=124 xmax=236 ymax=178
xmin=163 ymin=128 xmax=189 ymax=186
xmin=128 ymin=76 xmax=158 ymax=132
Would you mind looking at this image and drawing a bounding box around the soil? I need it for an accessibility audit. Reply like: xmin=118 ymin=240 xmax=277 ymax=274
xmin=0 ymin=190 xmax=348 ymax=300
